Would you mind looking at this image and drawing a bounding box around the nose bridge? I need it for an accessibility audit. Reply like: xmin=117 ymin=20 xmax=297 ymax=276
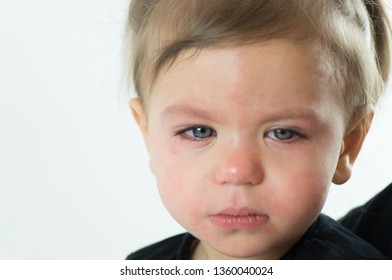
xmin=214 ymin=137 xmax=263 ymax=186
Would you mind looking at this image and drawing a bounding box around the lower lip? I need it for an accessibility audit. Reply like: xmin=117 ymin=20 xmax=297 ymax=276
xmin=210 ymin=214 xmax=268 ymax=229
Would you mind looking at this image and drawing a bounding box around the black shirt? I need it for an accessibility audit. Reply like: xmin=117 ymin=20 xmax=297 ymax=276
xmin=339 ymin=183 xmax=392 ymax=259
xmin=126 ymin=214 xmax=385 ymax=260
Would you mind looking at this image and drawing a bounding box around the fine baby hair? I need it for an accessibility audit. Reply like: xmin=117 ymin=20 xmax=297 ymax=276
xmin=125 ymin=0 xmax=390 ymax=117
xmin=124 ymin=0 xmax=391 ymax=260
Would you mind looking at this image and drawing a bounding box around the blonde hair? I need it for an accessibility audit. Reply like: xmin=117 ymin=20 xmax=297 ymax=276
xmin=124 ymin=0 xmax=391 ymax=118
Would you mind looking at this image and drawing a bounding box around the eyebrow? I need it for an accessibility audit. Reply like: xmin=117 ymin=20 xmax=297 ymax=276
xmin=161 ymin=104 xmax=216 ymax=122
xmin=264 ymin=109 xmax=321 ymax=122
xmin=160 ymin=103 xmax=322 ymax=125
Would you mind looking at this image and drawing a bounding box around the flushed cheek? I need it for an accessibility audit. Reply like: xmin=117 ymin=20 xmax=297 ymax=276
xmin=271 ymin=165 xmax=330 ymax=225
xmin=152 ymin=149 xmax=206 ymax=225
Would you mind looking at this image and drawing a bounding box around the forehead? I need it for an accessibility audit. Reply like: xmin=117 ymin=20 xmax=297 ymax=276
xmin=151 ymin=40 xmax=333 ymax=93
xmin=147 ymin=40 xmax=344 ymax=124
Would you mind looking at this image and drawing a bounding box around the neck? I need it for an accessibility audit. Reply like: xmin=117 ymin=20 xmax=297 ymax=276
xmin=191 ymin=240 xmax=291 ymax=260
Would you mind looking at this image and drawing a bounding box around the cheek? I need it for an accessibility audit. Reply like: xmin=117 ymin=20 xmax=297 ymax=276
xmin=269 ymin=143 xmax=340 ymax=219
xmin=153 ymin=157 xmax=187 ymax=219
xmin=148 ymin=134 xmax=201 ymax=216
xmin=150 ymin=146 xmax=180 ymax=196
xmin=268 ymin=167 xmax=330 ymax=231
xmin=292 ymin=169 xmax=330 ymax=207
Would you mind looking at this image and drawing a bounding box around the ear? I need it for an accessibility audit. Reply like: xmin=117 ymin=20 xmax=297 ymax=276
xmin=129 ymin=98 xmax=150 ymax=151
xmin=332 ymin=113 xmax=373 ymax=185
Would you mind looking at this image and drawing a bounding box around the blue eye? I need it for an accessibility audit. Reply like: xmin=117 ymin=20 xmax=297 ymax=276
xmin=175 ymin=126 xmax=216 ymax=141
xmin=190 ymin=127 xmax=214 ymax=138
xmin=267 ymin=129 xmax=300 ymax=141
xmin=272 ymin=129 xmax=294 ymax=140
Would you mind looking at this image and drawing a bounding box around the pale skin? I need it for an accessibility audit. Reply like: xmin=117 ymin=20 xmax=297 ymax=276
xmin=131 ymin=40 xmax=371 ymax=259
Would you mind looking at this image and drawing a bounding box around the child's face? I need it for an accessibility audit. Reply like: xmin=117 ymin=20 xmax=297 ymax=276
xmin=132 ymin=40 xmax=366 ymax=259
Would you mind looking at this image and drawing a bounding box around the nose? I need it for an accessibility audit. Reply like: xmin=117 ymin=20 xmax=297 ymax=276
xmin=214 ymin=143 xmax=263 ymax=186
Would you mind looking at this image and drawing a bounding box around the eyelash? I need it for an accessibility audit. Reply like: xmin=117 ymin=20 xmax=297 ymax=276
xmin=173 ymin=126 xmax=306 ymax=143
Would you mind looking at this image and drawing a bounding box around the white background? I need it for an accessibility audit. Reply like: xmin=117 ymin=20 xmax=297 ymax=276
xmin=0 ymin=0 xmax=392 ymax=259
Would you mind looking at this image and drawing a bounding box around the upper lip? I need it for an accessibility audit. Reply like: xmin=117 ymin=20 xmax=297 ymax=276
xmin=214 ymin=207 xmax=266 ymax=216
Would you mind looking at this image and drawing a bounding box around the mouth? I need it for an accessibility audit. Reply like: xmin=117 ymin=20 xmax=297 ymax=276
xmin=210 ymin=208 xmax=269 ymax=230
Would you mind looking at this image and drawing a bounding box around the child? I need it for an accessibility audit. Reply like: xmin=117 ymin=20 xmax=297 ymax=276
xmin=124 ymin=0 xmax=391 ymax=259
